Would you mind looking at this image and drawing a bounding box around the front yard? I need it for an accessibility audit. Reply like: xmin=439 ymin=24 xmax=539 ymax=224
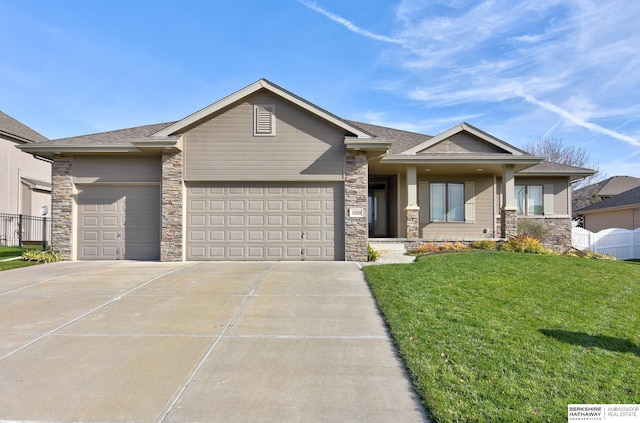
xmin=0 ymin=247 xmax=40 ymax=271
xmin=363 ymin=252 xmax=640 ymax=422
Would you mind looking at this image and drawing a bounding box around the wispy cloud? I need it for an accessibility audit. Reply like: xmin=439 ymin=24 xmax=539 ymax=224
xmin=300 ymin=0 xmax=640 ymax=151
xmin=296 ymin=0 xmax=404 ymax=45
xmin=518 ymin=92 xmax=640 ymax=147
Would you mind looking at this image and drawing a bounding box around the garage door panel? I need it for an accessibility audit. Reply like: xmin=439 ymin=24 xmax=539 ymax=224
xmin=77 ymin=185 xmax=160 ymax=260
xmin=209 ymin=215 xmax=224 ymax=225
xmin=228 ymin=216 xmax=245 ymax=226
xmin=187 ymin=182 xmax=343 ymax=261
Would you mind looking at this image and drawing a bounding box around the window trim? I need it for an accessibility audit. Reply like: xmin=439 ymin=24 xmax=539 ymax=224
xmin=515 ymin=184 xmax=544 ymax=216
xmin=429 ymin=182 xmax=465 ymax=223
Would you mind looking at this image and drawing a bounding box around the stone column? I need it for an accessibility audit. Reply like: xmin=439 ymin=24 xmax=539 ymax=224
xmin=161 ymin=150 xmax=183 ymax=261
xmin=51 ymin=155 xmax=73 ymax=260
xmin=501 ymin=208 xmax=518 ymax=238
xmin=501 ymin=164 xmax=517 ymax=238
xmin=405 ymin=206 xmax=420 ymax=238
xmin=405 ymin=166 xmax=420 ymax=238
xmin=344 ymin=150 xmax=368 ymax=262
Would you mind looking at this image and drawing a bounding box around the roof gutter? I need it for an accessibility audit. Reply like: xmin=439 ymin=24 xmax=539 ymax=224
xmin=16 ymin=137 xmax=181 ymax=159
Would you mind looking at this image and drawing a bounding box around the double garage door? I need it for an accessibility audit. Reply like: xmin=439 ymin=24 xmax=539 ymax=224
xmin=187 ymin=182 xmax=344 ymax=261
xmin=77 ymin=185 xmax=160 ymax=260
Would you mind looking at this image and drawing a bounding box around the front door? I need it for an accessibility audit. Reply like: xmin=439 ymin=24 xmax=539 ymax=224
xmin=368 ymin=183 xmax=388 ymax=237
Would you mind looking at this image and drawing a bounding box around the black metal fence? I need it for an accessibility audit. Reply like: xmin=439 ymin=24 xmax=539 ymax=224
xmin=0 ymin=213 xmax=51 ymax=250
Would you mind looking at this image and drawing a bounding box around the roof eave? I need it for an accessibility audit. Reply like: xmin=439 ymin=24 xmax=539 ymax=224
xmin=578 ymin=203 xmax=640 ymax=215
xmin=381 ymin=155 xmax=542 ymax=165
xmin=130 ymin=137 xmax=181 ymax=151
xmin=345 ymin=138 xmax=392 ymax=152
xmin=523 ymin=170 xmax=595 ymax=181
xmin=17 ymin=144 xmax=145 ymax=159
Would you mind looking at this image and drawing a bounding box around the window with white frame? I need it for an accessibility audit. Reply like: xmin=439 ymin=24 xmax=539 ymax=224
xmin=254 ymin=104 xmax=276 ymax=136
xmin=515 ymin=185 xmax=543 ymax=215
xmin=430 ymin=182 xmax=464 ymax=222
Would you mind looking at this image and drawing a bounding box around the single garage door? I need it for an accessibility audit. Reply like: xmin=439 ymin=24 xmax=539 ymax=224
xmin=77 ymin=185 xmax=161 ymax=260
xmin=187 ymin=182 xmax=344 ymax=261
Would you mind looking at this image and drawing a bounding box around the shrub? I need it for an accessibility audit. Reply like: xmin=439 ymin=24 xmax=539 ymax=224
xmin=411 ymin=242 xmax=470 ymax=255
xmin=411 ymin=243 xmax=441 ymax=255
xmin=367 ymin=244 xmax=381 ymax=262
xmin=471 ymin=240 xmax=497 ymax=250
xmin=564 ymin=248 xmax=616 ymax=260
xmin=499 ymin=235 xmax=549 ymax=254
xmin=22 ymin=250 xmax=60 ymax=263
xmin=517 ymin=219 xmax=549 ymax=241
xmin=452 ymin=242 xmax=470 ymax=251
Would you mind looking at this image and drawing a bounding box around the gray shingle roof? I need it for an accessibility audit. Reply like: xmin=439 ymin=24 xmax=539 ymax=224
xmin=0 ymin=110 xmax=48 ymax=143
xmin=518 ymin=161 xmax=595 ymax=174
xmin=41 ymin=122 xmax=176 ymax=146
xmin=577 ymin=185 xmax=640 ymax=212
xmin=346 ymin=120 xmax=432 ymax=154
xmin=595 ymin=176 xmax=640 ymax=197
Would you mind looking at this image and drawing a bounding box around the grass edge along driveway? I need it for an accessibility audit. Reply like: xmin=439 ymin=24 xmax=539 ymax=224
xmin=0 ymin=247 xmax=39 ymax=271
xmin=363 ymin=252 xmax=640 ymax=422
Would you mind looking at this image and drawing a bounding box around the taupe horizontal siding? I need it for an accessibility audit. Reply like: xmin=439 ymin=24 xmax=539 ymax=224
xmin=419 ymin=175 xmax=495 ymax=238
xmin=584 ymin=209 xmax=636 ymax=232
xmin=73 ymin=155 xmax=161 ymax=184
xmin=184 ymin=92 xmax=346 ymax=181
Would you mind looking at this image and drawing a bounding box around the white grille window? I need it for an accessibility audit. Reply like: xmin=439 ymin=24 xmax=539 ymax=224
xmin=254 ymin=104 xmax=276 ymax=136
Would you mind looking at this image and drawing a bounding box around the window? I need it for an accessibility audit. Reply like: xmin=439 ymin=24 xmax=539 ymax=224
xmin=430 ymin=182 xmax=464 ymax=222
xmin=515 ymin=185 xmax=543 ymax=215
xmin=254 ymin=104 xmax=276 ymax=136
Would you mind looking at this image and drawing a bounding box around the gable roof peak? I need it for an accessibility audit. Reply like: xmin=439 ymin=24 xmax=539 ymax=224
xmin=400 ymin=121 xmax=530 ymax=156
xmin=153 ymin=78 xmax=373 ymax=139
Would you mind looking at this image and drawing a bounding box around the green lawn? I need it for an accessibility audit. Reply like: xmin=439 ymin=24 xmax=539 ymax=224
xmin=0 ymin=247 xmax=40 ymax=271
xmin=363 ymin=252 xmax=640 ymax=422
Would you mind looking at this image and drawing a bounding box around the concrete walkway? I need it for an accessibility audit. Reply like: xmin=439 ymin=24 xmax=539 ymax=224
xmin=0 ymin=261 xmax=428 ymax=422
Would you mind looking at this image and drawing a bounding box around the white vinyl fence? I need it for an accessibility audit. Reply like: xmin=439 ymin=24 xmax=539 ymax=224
xmin=572 ymin=227 xmax=640 ymax=260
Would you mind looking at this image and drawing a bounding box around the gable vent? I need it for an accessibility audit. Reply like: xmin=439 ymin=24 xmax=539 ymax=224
xmin=254 ymin=104 xmax=276 ymax=136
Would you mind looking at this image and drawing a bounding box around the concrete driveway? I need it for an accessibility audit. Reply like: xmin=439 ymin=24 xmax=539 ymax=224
xmin=0 ymin=261 xmax=428 ymax=422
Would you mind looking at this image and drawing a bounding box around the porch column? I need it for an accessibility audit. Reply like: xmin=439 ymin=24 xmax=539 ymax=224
xmin=51 ymin=155 xmax=73 ymax=260
xmin=161 ymin=150 xmax=183 ymax=261
xmin=405 ymin=166 xmax=420 ymax=239
xmin=501 ymin=164 xmax=517 ymax=238
xmin=345 ymin=149 xmax=368 ymax=261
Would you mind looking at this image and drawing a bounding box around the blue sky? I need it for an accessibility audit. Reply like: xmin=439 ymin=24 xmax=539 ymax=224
xmin=2 ymin=0 xmax=639 ymax=179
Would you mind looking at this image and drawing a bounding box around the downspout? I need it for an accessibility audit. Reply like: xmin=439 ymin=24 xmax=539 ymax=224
xmin=17 ymin=168 xmax=21 ymax=215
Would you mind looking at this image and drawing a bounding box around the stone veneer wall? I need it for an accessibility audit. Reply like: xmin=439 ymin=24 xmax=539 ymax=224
xmin=523 ymin=217 xmax=573 ymax=252
xmin=161 ymin=150 xmax=183 ymax=261
xmin=344 ymin=150 xmax=368 ymax=261
xmin=51 ymin=155 xmax=73 ymax=260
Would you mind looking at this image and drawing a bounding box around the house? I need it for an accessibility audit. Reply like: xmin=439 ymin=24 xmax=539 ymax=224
xmin=573 ymin=175 xmax=640 ymax=211
xmin=0 ymin=110 xmax=51 ymax=217
xmin=19 ymin=79 xmax=594 ymax=261
xmin=576 ymin=185 xmax=640 ymax=232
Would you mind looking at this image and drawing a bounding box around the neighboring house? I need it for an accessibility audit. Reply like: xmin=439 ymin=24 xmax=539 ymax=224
xmin=576 ymin=185 xmax=640 ymax=232
xmin=19 ymin=79 xmax=593 ymax=261
xmin=0 ymin=110 xmax=51 ymax=216
xmin=573 ymin=175 xmax=640 ymax=211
